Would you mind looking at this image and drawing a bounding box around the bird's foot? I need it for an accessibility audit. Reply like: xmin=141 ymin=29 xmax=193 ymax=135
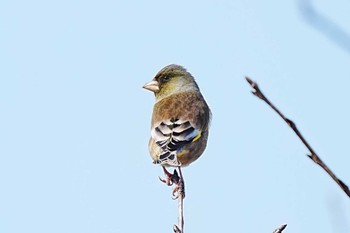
xmin=172 ymin=175 xmax=185 ymax=200
xmin=159 ymin=166 xmax=179 ymax=186
xmin=159 ymin=167 xmax=185 ymax=199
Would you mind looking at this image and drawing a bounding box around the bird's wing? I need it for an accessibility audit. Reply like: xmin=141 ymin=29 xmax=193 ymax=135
xmin=151 ymin=118 xmax=201 ymax=166
xmin=150 ymin=91 xmax=210 ymax=166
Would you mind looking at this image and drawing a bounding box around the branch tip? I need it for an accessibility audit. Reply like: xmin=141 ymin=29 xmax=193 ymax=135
xmin=245 ymin=76 xmax=257 ymax=88
xmin=245 ymin=76 xmax=253 ymax=84
xmin=273 ymin=224 xmax=287 ymax=233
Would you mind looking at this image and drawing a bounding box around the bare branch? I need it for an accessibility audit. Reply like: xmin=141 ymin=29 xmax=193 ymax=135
xmin=246 ymin=77 xmax=350 ymax=198
xmin=273 ymin=224 xmax=287 ymax=233
xmin=173 ymin=168 xmax=185 ymax=233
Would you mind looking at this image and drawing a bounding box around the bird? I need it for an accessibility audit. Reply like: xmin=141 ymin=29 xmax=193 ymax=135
xmin=143 ymin=64 xmax=211 ymax=196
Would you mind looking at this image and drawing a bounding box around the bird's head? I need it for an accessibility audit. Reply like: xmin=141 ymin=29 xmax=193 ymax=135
xmin=143 ymin=64 xmax=199 ymax=101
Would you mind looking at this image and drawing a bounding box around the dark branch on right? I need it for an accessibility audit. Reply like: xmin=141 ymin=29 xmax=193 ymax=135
xmin=246 ymin=77 xmax=350 ymax=198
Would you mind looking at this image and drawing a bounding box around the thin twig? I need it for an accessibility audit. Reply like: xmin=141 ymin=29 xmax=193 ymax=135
xmin=273 ymin=224 xmax=287 ymax=233
xmin=246 ymin=77 xmax=350 ymax=198
xmin=173 ymin=168 xmax=185 ymax=233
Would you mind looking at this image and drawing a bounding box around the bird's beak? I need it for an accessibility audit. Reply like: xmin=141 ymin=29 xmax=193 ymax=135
xmin=143 ymin=80 xmax=160 ymax=93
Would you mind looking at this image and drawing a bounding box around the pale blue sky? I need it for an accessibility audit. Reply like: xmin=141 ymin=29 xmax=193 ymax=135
xmin=1 ymin=0 xmax=350 ymax=232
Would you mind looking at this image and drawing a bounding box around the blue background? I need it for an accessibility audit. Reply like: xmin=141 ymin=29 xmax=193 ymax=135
xmin=1 ymin=0 xmax=350 ymax=232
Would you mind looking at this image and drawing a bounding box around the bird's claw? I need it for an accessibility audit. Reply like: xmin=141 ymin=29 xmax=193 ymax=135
xmin=159 ymin=176 xmax=173 ymax=186
xmin=159 ymin=167 xmax=180 ymax=186
xmin=172 ymin=177 xmax=185 ymax=200
xmin=159 ymin=167 xmax=185 ymax=199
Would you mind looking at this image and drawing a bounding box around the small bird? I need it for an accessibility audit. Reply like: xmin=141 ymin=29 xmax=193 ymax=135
xmin=143 ymin=64 xmax=211 ymax=194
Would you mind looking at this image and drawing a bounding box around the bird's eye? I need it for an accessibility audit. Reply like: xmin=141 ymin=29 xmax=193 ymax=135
xmin=162 ymin=76 xmax=170 ymax=82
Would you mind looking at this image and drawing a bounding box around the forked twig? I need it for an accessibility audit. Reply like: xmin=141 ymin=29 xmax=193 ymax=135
xmin=273 ymin=224 xmax=287 ymax=233
xmin=246 ymin=77 xmax=350 ymax=198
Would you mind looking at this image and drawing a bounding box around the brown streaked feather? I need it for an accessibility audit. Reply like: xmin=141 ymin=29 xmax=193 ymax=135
xmin=152 ymin=91 xmax=210 ymax=131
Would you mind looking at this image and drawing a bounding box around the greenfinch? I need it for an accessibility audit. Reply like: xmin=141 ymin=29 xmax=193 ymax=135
xmin=143 ymin=64 xmax=211 ymax=168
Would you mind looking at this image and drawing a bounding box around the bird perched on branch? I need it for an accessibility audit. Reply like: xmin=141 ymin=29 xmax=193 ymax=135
xmin=143 ymin=64 xmax=211 ymax=196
